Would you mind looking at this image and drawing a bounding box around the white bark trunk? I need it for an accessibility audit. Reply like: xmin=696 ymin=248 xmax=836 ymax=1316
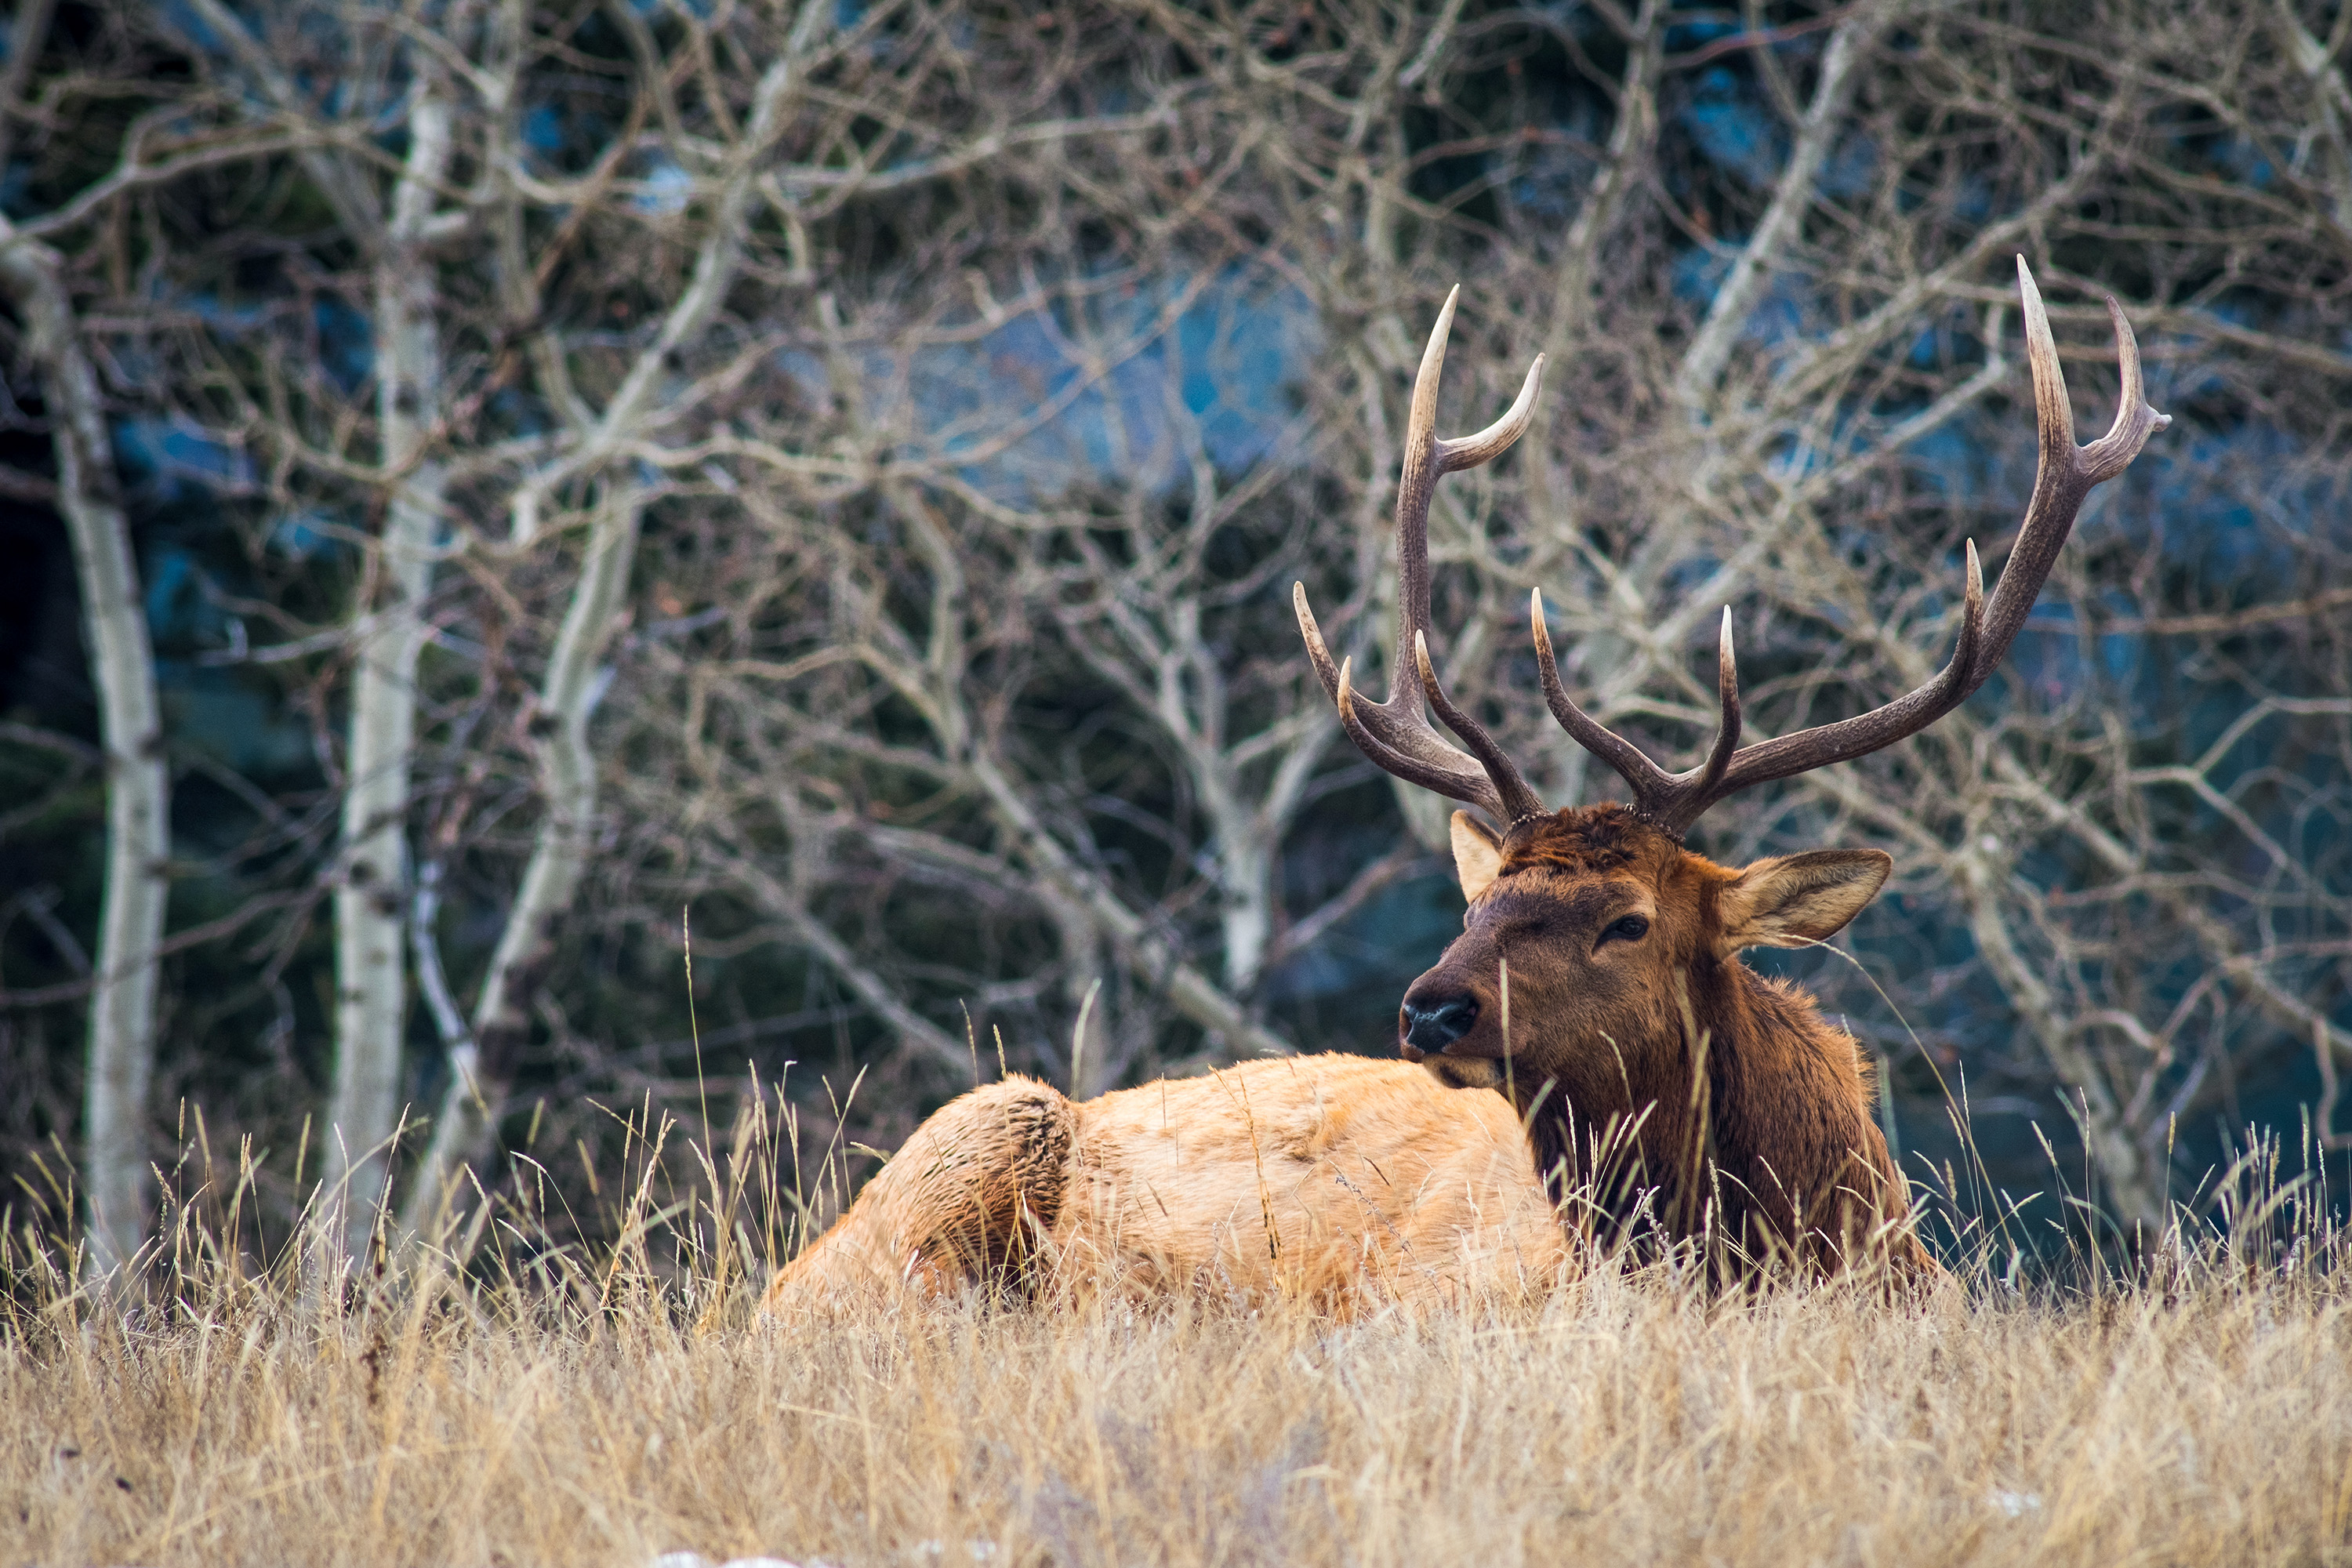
xmin=1219 ymin=869 xmax=1272 ymax=996
xmin=325 ymin=99 xmax=450 ymax=1259
xmin=0 ymin=234 xmax=169 ymax=1280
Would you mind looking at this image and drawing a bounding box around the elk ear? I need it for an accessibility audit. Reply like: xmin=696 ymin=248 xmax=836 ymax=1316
xmin=1450 ymin=811 xmax=1504 ymax=902
xmin=1719 ymin=850 xmax=1892 ymax=952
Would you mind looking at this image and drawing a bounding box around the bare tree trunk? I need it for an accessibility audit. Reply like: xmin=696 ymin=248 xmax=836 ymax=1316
xmin=0 ymin=233 xmax=168 ymax=1278
xmin=325 ymin=97 xmax=450 ymax=1258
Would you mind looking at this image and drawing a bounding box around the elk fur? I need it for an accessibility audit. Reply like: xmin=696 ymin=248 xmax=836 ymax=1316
xmin=761 ymin=1054 xmax=1565 ymax=1318
xmin=1412 ymin=804 xmax=1932 ymax=1278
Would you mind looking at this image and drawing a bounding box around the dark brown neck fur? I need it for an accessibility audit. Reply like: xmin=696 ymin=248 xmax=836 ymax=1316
xmin=1519 ymin=959 xmax=1917 ymax=1274
xmin=1494 ymin=808 xmax=1925 ymax=1277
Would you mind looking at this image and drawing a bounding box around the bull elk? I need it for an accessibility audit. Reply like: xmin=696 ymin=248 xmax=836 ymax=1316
xmin=764 ymin=258 xmax=2165 ymax=1315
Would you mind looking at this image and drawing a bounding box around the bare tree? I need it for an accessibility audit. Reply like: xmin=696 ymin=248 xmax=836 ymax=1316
xmin=4 ymin=0 xmax=2344 ymax=1247
xmin=620 ymin=0 xmax=2347 ymax=1226
xmin=0 ymin=230 xmax=166 ymax=1275
xmin=114 ymin=0 xmax=1239 ymax=1232
xmin=0 ymin=0 xmax=219 ymax=1274
xmin=140 ymin=0 xmax=458 ymax=1254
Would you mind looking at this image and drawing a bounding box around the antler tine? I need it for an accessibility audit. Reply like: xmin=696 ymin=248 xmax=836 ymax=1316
xmin=1530 ymin=592 xmax=1745 ymax=830
xmin=1436 ymin=354 xmax=1547 ymax=474
xmin=2080 ymin=292 xmax=2167 ymax=480
xmin=1414 ymin=632 xmax=1548 ymax=823
xmin=1295 ymin=289 xmax=1551 ymax=824
xmin=1530 ymin=587 xmax=1676 ymax=799
xmin=1684 ymin=607 xmax=1743 ymax=799
xmin=1969 ymin=259 xmax=2171 ymax=676
xmin=1296 ymin=570 xmax=1490 ymax=783
xmin=1294 ymin=580 xmax=1346 ymax=702
xmin=1334 ymin=655 xmax=1506 ymax=816
xmin=1388 ymin=285 xmax=1462 ymax=718
xmin=1618 ymin=257 xmax=2163 ymax=833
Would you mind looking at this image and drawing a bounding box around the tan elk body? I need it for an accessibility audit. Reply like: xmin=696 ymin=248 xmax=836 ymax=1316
xmin=766 ymin=1054 xmax=1566 ymax=1315
xmin=762 ymin=260 xmax=2165 ymax=1316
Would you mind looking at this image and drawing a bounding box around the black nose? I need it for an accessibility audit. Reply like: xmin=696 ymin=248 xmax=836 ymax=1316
xmin=1401 ymin=995 xmax=1478 ymax=1051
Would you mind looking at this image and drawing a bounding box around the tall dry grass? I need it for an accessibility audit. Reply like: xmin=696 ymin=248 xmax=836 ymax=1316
xmin=5 ymin=1105 xmax=2351 ymax=1567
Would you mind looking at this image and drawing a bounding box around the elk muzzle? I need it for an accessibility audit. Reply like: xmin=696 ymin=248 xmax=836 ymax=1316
xmin=1400 ymin=993 xmax=1479 ymax=1054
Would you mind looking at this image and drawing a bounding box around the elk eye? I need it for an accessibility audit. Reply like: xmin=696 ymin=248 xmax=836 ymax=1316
xmin=1602 ymin=914 xmax=1650 ymax=945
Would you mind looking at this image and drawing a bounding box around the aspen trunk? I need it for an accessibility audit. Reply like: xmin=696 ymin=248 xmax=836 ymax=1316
xmin=325 ymin=470 xmax=439 ymax=1254
xmin=1218 ymin=873 xmax=1272 ymax=996
xmin=0 ymin=237 xmax=169 ymax=1279
xmin=1203 ymin=730 xmax=1327 ymax=999
xmin=324 ymin=100 xmax=449 ymax=1260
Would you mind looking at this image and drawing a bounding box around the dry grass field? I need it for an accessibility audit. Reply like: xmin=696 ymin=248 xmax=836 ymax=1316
xmin=5 ymin=1127 xmax=2352 ymax=1568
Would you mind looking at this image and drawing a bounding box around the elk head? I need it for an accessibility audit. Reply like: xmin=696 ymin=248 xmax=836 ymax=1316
xmin=1295 ymin=261 xmax=2168 ymax=1269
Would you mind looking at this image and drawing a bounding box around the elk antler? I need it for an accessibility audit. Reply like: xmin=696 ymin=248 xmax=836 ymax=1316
xmin=1537 ymin=256 xmax=2169 ymax=836
xmin=1301 ymin=262 xmax=2169 ymax=838
xmin=1294 ymin=287 xmax=1548 ymax=822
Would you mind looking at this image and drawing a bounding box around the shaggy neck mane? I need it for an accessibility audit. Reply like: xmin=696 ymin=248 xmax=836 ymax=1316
xmin=1500 ymin=811 xmax=1908 ymax=1272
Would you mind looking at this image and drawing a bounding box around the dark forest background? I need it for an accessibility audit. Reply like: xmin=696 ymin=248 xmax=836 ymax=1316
xmin=2 ymin=0 xmax=2348 ymax=1272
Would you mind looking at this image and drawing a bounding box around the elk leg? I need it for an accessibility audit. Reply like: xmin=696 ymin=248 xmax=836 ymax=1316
xmin=759 ymin=1075 xmax=1079 ymax=1317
